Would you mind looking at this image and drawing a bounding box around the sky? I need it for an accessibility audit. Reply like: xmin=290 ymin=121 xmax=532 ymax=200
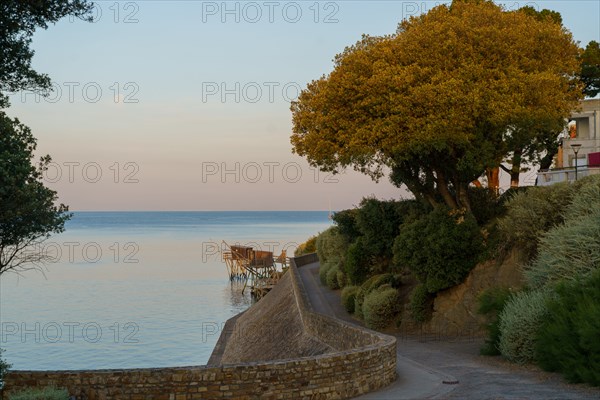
xmin=6 ymin=0 xmax=600 ymax=211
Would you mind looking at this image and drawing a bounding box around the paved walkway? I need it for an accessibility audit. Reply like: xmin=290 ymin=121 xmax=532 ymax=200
xmin=298 ymin=262 xmax=600 ymax=400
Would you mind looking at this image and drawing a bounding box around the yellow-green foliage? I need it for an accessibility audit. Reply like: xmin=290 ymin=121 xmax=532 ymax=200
xmin=316 ymin=227 xmax=348 ymax=264
xmin=354 ymin=273 xmax=396 ymax=319
xmin=336 ymin=269 xmax=347 ymax=288
xmin=319 ymin=260 xmax=336 ymax=285
xmin=291 ymin=0 xmax=580 ymax=211
xmin=295 ymin=235 xmax=317 ymax=256
xmin=326 ymin=265 xmax=341 ymax=290
xmin=363 ymin=285 xmax=401 ymax=329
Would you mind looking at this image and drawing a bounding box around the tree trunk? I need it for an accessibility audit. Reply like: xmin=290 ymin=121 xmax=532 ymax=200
xmin=434 ymin=169 xmax=458 ymax=209
xmin=456 ymin=182 xmax=471 ymax=212
xmin=510 ymin=147 xmax=523 ymax=188
xmin=486 ymin=167 xmax=500 ymax=196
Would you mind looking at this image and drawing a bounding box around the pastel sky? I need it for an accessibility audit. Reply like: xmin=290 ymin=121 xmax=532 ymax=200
xmin=6 ymin=0 xmax=600 ymax=211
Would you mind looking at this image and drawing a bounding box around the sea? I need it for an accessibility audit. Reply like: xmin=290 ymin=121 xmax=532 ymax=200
xmin=0 ymin=211 xmax=331 ymax=370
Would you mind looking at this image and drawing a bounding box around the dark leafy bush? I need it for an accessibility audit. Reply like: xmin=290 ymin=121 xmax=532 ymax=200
xmin=9 ymin=387 xmax=69 ymax=400
xmin=354 ymin=197 xmax=404 ymax=261
xmin=332 ymin=209 xmax=360 ymax=242
xmin=409 ymin=284 xmax=432 ymax=323
xmin=363 ymin=285 xmax=401 ymax=329
xmin=393 ymin=207 xmax=483 ymax=293
xmin=498 ymin=289 xmax=550 ymax=364
xmin=468 ymin=187 xmax=505 ymax=225
xmin=477 ymin=287 xmax=512 ymax=356
xmin=341 ymin=285 xmax=359 ymax=313
xmin=344 ymin=238 xmax=371 ymax=285
xmin=535 ymin=269 xmax=600 ymax=386
xmin=325 ymin=265 xmax=341 ymax=290
xmin=354 ymin=273 xmax=397 ymax=319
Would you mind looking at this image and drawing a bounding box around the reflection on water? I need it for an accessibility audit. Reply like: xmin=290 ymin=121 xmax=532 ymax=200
xmin=0 ymin=211 xmax=331 ymax=370
xmin=226 ymin=281 xmax=253 ymax=310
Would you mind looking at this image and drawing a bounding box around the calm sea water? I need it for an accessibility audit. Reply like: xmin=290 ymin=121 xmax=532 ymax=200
xmin=0 ymin=211 xmax=331 ymax=370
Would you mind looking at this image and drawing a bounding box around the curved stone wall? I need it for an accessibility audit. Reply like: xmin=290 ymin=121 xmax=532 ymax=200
xmin=4 ymin=255 xmax=397 ymax=399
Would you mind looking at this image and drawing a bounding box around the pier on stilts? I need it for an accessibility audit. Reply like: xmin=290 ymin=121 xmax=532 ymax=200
xmin=221 ymin=241 xmax=288 ymax=299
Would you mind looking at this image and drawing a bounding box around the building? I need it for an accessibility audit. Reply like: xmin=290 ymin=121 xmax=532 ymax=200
xmin=537 ymin=99 xmax=600 ymax=186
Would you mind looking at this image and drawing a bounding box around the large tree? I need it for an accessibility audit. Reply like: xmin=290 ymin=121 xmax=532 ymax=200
xmin=580 ymin=40 xmax=600 ymax=98
xmin=291 ymin=0 xmax=582 ymax=210
xmin=0 ymin=0 xmax=92 ymax=108
xmin=0 ymin=1 xmax=90 ymax=274
xmin=0 ymin=112 xmax=71 ymax=275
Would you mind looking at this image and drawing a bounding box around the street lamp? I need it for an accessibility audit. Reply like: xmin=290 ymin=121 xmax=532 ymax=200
xmin=571 ymin=143 xmax=582 ymax=181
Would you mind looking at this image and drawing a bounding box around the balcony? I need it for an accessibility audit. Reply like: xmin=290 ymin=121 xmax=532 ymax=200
xmin=536 ymin=166 xmax=600 ymax=186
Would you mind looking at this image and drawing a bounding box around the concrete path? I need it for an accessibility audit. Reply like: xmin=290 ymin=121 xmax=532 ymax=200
xmin=298 ymin=262 xmax=600 ymax=400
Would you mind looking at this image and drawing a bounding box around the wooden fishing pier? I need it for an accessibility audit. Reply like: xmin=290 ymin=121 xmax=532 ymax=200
xmin=221 ymin=241 xmax=287 ymax=299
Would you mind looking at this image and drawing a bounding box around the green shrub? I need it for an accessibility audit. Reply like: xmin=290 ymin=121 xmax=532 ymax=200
xmin=344 ymin=238 xmax=371 ymax=285
xmin=326 ymin=265 xmax=341 ymax=290
xmin=354 ymin=197 xmax=404 ymax=261
xmin=498 ymin=182 xmax=574 ymax=261
xmin=477 ymin=287 xmax=512 ymax=356
xmin=341 ymin=285 xmax=359 ymax=313
xmin=525 ymin=212 xmax=600 ymax=290
xmin=9 ymin=386 xmax=69 ymax=400
xmin=332 ymin=209 xmax=360 ymax=242
xmin=316 ymin=227 xmax=348 ymax=265
xmin=468 ymin=186 xmax=505 ymax=225
xmin=295 ymin=235 xmax=317 ymax=256
xmin=535 ymin=269 xmax=600 ymax=386
xmin=498 ymin=290 xmax=550 ymax=364
xmin=524 ymin=177 xmax=600 ymax=290
xmin=409 ymin=284 xmax=432 ymax=323
xmin=319 ymin=260 xmax=336 ymax=285
xmin=393 ymin=207 xmax=483 ymax=293
xmin=336 ymin=269 xmax=346 ymax=288
xmin=564 ymin=175 xmax=600 ymax=220
xmin=363 ymin=285 xmax=401 ymax=329
xmin=354 ymin=273 xmax=396 ymax=319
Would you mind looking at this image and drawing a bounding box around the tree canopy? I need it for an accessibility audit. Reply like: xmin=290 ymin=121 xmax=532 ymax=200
xmin=0 ymin=0 xmax=92 ymax=108
xmin=0 ymin=112 xmax=71 ymax=275
xmin=581 ymin=40 xmax=600 ymax=98
xmin=0 ymin=1 xmax=92 ymax=274
xmin=291 ymin=0 xmax=582 ymax=210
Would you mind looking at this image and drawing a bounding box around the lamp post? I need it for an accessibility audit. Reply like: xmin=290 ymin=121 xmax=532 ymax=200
xmin=571 ymin=143 xmax=582 ymax=181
